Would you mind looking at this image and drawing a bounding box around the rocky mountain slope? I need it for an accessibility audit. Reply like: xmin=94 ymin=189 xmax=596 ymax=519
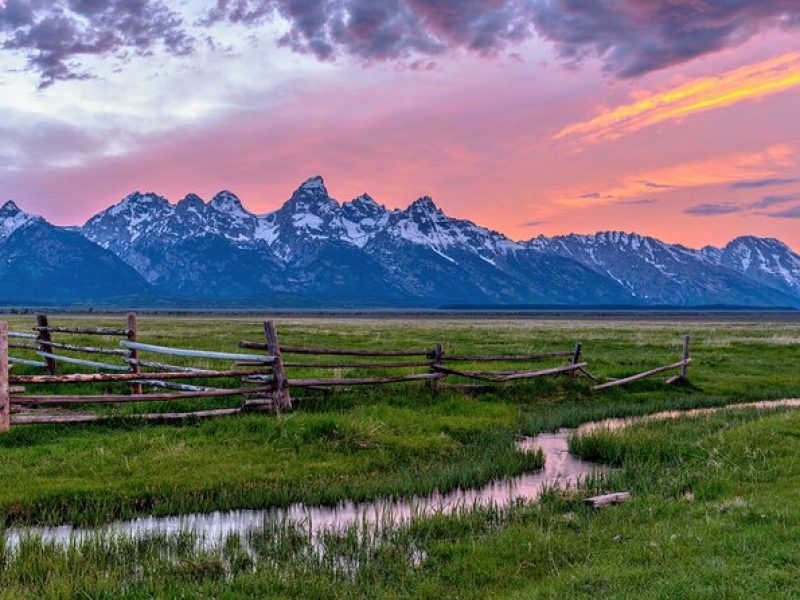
xmin=0 ymin=201 xmax=152 ymax=304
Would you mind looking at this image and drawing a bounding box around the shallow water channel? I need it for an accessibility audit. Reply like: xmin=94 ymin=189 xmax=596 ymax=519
xmin=5 ymin=398 xmax=800 ymax=551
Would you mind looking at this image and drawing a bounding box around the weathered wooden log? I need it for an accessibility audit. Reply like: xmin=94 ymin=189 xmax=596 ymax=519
xmin=12 ymin=386 xmax=272 ymax=405
xmin=37 ymin=314 xmax=57 ymax=375
xmin=9 ymin=386 xmax=25 ymax=394
xmin=34 ymin=326 xmax=130 ymax=336
xmin=125 ymin=358 xmax=213 ymax=374
xmin=9 ymin=341 xmax=39 ymax=351
xmin=282 ymin=360 xmax=433 ymax=369
xmin=40 ymin=340 xmax=129 ymax=355
xmin=121 ymin=341 xmax=270 ymax=363
xmin=10 ymin=368 xmax=270 ymax=385
xmin=442 ymin=351 xmax=574 ymax=362
xmin=1 ymin=322 xmax=9 ymax=432
xmin=8 ymin=331 xmax=38 ymax=340
xmin=239 ymin=340 xmax=431 ymax=357
xmin=132 ymin=380 xmax=218 ymax=392
xmin=585 ymin=492 xmax=631 ymax=508
xmin=11 ymin=407 xmax=244 ymax=425
xmin=288 ymin=372 xmax=446 ymax=387
xmin=138 ymin=408 xmax=243 ymax=422
xmin=592 ymin=359 xmax=691 ymax=391
xmin=240 ymin=375 xmax=275 ymax=384
xmin=36 ymin=352 xmax=129 ymax=372
xmin=8 ymin=357 xmax=47 ymax=368
xmin=432 ymin=362 xmax=587 ymax=382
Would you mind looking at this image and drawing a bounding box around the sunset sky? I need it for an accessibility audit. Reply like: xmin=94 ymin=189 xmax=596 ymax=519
xmin=2 ymin=1 xmax=800 ymax=249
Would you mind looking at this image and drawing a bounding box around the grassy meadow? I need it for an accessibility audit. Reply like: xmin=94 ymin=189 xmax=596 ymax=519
xmin=1 ymin=313 xmax=800 ymax=598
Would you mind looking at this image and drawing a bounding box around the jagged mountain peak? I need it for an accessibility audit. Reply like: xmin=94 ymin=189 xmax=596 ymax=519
xmin=284 ymin=175 xmax=337 ymax=214
xmin=406 ymin=196 xmax=442 ymax=216
xmin=714 ymin=235 xmax=800 ymax=296
xmin=117 ymin=191 xmax=169 ymax=207
xmin=342 ymin=193 xmax=388 ymax=219
xmin=210 ymin=190 xmax=249 ymax=216
xmin=300 ymin=175 xmax=326 ymax=191
xmin=1 ymin=200 xmax=44 ymax=242
xmin=1 ymin=199 xmax=22 ymax=215
xmin=177 ymin=193 xmax=205 ymax=210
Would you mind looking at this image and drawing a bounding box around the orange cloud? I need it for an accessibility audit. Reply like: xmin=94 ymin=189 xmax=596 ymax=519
xmin=556 ymin=144 xmax=796 ymax=207
xmin=554 ymin=53 xmax=800 ymax=144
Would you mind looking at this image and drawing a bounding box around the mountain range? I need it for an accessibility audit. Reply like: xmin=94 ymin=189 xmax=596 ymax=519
xmin=2 ymin=176 xmax=799 ymax=308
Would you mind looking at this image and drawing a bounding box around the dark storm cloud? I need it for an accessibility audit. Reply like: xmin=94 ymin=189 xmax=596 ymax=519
xmin=730 ymin=177 xmax=800 ymax=189
xmin=683 ymin=202 xmax=744 ymax=216
xmin=205 ymin=1 xmax=800 ymax=76
xmin=204 ymin=0 xmax=536 ymax=62
xmin=0 ymin=0 xmax=193 ymax=87
xmin=531 ymin=0 xmax=800 ymax=77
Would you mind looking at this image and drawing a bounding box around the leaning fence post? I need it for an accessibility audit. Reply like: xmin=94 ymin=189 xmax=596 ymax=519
xmin=1 ymin=321 xmax=9 ymax=432
xmin=127 ymin=313 xmax=142 ymax=395
xmin=264 ymin=320 xmax=292 ymax=411
xmin=36 ymin=314 xmax=57 ymax=375
xmin=680 ymin=335 xmax=690 ymax=380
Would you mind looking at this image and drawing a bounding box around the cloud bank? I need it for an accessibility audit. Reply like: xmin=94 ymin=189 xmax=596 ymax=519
xmin=4 ymin=1 xmax=800 ymax=87
xmin=0 ymin=0 xmax=193 ymax=87
xmin=206 ymin=0 xmax=800 ymax=76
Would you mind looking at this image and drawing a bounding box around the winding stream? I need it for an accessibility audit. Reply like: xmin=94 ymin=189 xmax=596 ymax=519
xmin=5 ymin=398 xmax=800 ymax=550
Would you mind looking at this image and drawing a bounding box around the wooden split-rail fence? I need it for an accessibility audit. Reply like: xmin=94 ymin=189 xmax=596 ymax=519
xmin=0 ymin=315 xmax=692 ymax=432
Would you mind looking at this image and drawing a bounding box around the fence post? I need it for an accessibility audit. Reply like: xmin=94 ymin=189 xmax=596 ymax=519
xmin=570 ymin=342 xmax=582 ymax=377
xmin=1 ymin=321 xmax=9 ymax=432
xmin=431 ymin=343 xmax=443 ymax=388
xmin=264 ymin=320 xmax=292 ymax=411
xmin=680 ymin=335 xmax=690 ymax=380
xmin=36 ymin=314 xmax=57 ymax=375
xmin=127 ymin=313 xmax=142 ymax=395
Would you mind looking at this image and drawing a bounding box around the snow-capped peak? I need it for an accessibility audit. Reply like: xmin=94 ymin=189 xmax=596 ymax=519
xmin=104 ymin=192 xmax=170 ymax=217
xmin=299 ymin=175 xmax=326 ymax=192
xmin=407 ymin=196 xmax=441 ymax=216
xmin=1 ymin=200 xmax=42 ymax=242
xmin=210 ymin=190 xmax=250 ymax=217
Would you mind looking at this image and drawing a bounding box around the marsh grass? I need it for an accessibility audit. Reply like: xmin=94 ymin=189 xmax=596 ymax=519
xmin=1 ymin=315 xmax=800 ymax=597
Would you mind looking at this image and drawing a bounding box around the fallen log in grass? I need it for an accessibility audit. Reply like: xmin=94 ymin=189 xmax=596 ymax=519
xmin=585 ymin=492 xmax=631 ymax=508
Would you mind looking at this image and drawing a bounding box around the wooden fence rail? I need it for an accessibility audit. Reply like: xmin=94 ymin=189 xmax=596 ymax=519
xmin=592 ymin=335 xmax=691 ymax=391
xmin=0 ymin=317 xmax=694 ymax=431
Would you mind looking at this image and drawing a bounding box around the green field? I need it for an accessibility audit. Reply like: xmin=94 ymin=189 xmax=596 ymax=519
xmin=2 ymin=315 xmax=800 ymax=598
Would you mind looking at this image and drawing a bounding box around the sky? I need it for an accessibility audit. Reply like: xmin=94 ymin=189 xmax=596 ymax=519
xmin=1 ymin=0 xmax=800 ymax=250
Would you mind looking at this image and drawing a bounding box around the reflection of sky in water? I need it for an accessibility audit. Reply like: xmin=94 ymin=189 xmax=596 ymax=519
xmin=7 ymin=398 xmax=799 ymax=551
